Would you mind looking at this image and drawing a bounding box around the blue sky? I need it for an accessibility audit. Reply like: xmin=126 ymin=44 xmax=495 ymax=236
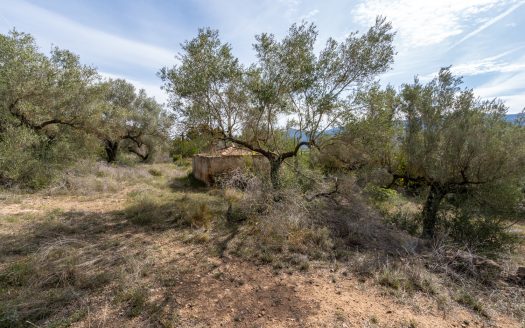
xmin=1 ymin=0 xmax=524 ymax=113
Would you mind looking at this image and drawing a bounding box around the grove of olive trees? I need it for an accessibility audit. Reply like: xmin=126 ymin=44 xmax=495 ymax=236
xmin=1 ymin=16 xmax=524 ymax=328
xmin=3 ymin=22 xmax=522 ymax=243
xmin=0 ymin=31 xmax=172 ymax=187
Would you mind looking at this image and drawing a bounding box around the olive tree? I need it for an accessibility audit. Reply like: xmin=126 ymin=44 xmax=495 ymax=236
xmin=0 ymin=30 xmax=99 ymax=135
xmin=393 ymin=68 xmax=525 ymax=238
xmin=91 ymin=79 xmax=172 ymax=162
xmin=160 ymin=17 xmax=395 ymax=188
xmin=320 ymin=84 xmax=401 ymax=174
xmin=0 ymin=30 xmax=100 ymax=187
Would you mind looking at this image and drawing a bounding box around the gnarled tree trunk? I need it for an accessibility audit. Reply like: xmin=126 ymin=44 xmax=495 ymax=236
xmin=128 ymin=145 xmax=150 ymax=162
xmin=269 ymin=158 xmax=283 ymax=189
xmin=421 ymin=183 xmax=447 ymax=239
xmin=104 ymin=140 xmax=120 ymax=163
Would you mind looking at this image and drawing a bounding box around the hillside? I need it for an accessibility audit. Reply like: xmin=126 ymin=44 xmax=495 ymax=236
xmin=0 ymin=162 xmax=523 ymax=328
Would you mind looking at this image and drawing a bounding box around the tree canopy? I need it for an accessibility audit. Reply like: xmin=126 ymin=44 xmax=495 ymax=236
xmin=0 ymin=30 xmax=173 ymax=187
xmin=344 ymin=68 xmax=525 ymax=239
xmin=160 ymin=17 xmax=395 ymax=187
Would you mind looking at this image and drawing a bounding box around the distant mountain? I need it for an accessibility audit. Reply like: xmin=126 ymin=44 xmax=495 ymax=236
xmin=506 ymin=114 xmax=521 ymax=124
xmin=287 ymin=114 xmax=521 ymax=141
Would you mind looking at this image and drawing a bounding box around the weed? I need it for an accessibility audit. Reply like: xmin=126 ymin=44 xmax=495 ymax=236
xmin=192 ymin=230 xmax=211 ymax=243
xmin=376 ymin=263 xmax=438 ymax=296
xmin=148 ymin=168 xmax=163 ymax=177
xmin=0 ymin=260 xmax=33 ymax=288
xmin=47 ymin=309 xmax=87 ymax=328
xmin=436 ymin=295 xmax=451 ymax=314
xmin=399 ymin=318 xmax=419 ymax=328
xmin=189 ymin=203 xmax=212 ymax=228
xmin=334 ymin=309 xmax=347 ymax=322
xmin=364 ymin=184 xmax=398 ymax=202
xmin=124 ymin=194 xmax=182 ymax=226
xmin=455 ymin=290 xmax=489 ymax=318
xmin=117 ymin=287 xmax=149 ymax=318
xmin=377 ymin=266 xmax=406 ymax=291
xmin=405 ymin=266 xmax=438 ymax=295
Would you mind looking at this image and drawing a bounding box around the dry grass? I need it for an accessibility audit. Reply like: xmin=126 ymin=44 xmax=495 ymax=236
xmin=0 ymin=162 xmax=523 ymax=327
xmin=218 ymin=170 xmax=335 ymax=268
xmin=364 ymin=184 xmax=422 ymax=236
xmin=46 ymin=160 xmax=182 ymax=196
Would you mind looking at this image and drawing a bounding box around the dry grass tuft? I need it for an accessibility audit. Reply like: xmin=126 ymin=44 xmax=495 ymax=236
xmin=455 ymin=290 xmax=489 ymax=318
xmin=46 ymin=161 xmax=181 ymax=196
xmin=218 ymin=170 xmax=335 ymax=268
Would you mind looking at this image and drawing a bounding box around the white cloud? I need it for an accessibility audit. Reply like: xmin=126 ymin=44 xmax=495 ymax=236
xmin=353 ymin=0 xmax=517 ymax=48
xmin=474 ymin=70 xmax=525 ymax=113
xmin=300 ymin=9 xmax=320 ymax=21
xmin=0 ymin=0 xmax=176 ymax=71
xmin=453 ymin=60 xmax=525 ymax=76
xmin=476 ymin=71 xmax=525 ymax=96
xmin=280 ymin=0 xmax=301 ymax=20
xmin=451 ymin=1 xmax=525 ymax=47
xmin=497 ymin=95 xmax=525 ymax=112
xmin=420 ymin=48 xmax=525 ymax=79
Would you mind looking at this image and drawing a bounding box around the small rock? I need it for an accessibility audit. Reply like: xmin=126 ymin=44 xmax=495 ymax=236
xmin=517 ymin=266 xmax=525 ymax=278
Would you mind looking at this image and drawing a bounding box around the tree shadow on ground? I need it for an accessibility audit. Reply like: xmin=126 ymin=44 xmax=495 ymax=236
xmin=0 ymin=197 xmax=316 ymax=327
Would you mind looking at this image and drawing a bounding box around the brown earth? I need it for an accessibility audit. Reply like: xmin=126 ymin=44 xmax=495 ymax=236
xmin=0 ymin=166 xmax=522 ymax=328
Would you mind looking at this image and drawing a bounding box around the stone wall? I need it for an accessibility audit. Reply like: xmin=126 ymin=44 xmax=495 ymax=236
xmin=192 ymin=154 xmax=269 ymax=185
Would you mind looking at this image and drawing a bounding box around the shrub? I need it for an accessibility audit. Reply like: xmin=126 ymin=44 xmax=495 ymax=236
xmin=364 ymin=184 xmax=398 ymax=202
xmin=0 ymin=260 xmax=33 ymax=288
xmin=221 ymin=171 xmax=335 ymax=267
xmin=375 ymin=262 xmax=437 ymax=295
xmin=455 ymin=290 xmax=488 ymax=317
xmin=385 ymin=210 xmax=421 ymax=236
xmin=188 ymin=203 xmax=212 ymax=228
xmin=126 ymin=198 xmax=161 ymax=226
xmin=124 ymin=193 xmax=183 ymax=226
xmin=117 ymin=287 xmax=149 ymax=318
xmin=445 ymin=211 xmax=519 ymax=256
xmin=0 ymin=126 xmax=98 ymax=189
xmin=148 ymin=168 xmax=162 ymax=177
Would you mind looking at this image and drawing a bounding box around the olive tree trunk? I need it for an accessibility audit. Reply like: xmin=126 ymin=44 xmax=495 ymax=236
xmin=104 ymin=140 xmax=120 ymax=163
xmin=421 ymin=183 xmax=447 ymax=239
xmin=269 ymin=158 xmax=283 ymax=189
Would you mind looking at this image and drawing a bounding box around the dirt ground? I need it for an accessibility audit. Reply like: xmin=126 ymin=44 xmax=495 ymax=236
xmin=0 ymin=165 xmax=522 ymax=328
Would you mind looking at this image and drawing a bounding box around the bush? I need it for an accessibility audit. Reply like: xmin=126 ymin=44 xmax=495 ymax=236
xmin=0 ymin=126 xmax=98 ymax=189
xmin=148 ymin=168 xmax=162 ymax=176
xmin=364 ymin=184 xmax=398 ymax=202
xmin=124 ymin=193 xmax=188 ymax=227
xmin=187 ymin=203 xmax=212 ymax=228
xmin=117 ymin=287 xmax=149 ymax=318
xmin=375 ymin=262 xmax=437 ymax=296
xmin=385 ymin=210 xmax=421 ymax=236
xmin=445 ymin=211 xmax=519 ymax=256
xmin=220 ymin=171 xmax=334 ymax=267
xmin=455 ymin=290 xmax=488 ymax=317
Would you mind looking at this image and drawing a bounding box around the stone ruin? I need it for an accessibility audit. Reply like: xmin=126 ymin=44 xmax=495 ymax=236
xmin=192 ymin=146 xmax=268 ymax=185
